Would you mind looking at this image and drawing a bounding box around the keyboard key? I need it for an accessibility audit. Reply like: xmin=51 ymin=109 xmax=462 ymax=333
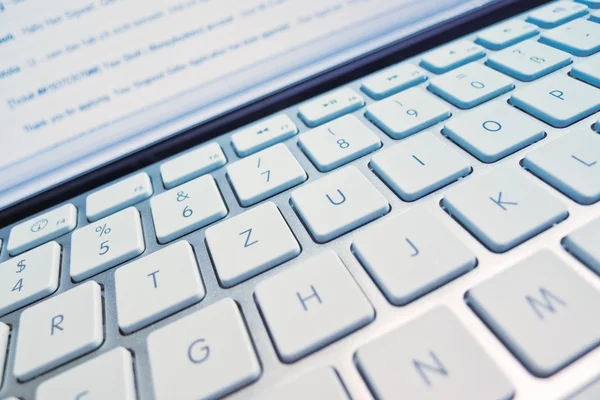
xmin=255 ymin=251 xmax=374 ymax=362
xmin=355 ymin=308 xmax=513 ymax=400
xmin=571 ymin=53 xmax=600 ymax=87
xmin=260 ymin=368 xmax=349 ymax=400
xmin=541 ymin=19 xmax=600 ymax=56
xmin=420 ymin=40 xmax=485 ymax=74
xmin=370 ymin=132 xmax=471 ymax=201
xmin=0 ymin=242 xmax=60 ymax=316
xmin=71 ymin=207 xmax=145 ymax=282
xmin=290 ymin=166 xmax=389 ymax=243
xmin=147 ymin=298 xmax=261 ymax=400
xmin=476 ymin=20 xmax=539 ymax=50
xmin=298 ymin=88 xmax=364 ymax=127
xmin=366 ymin=87 xmax=451 ymax=139
xmin=36 ymin=347 xmax=136 ymax=400
xmin=577 ymin=0 xmax=600 ymax=8
xmin=468 ymin=250 xmax=600 ymax=377
xmin=86 ymin=173 xmax=153 ymax=221
xmin=150 ymin=174 xmax=228 ymax=243
xmin=14 ymin=281 xmax=103 ymax=381
xmin=298 ymin=114 xmax=381 ymax=172
xmin=361 ymin=63 xmax=427 ymax=99
xmin=523 ymin=129 xmax=600 ymax=204
xmin=0 ymin=323 xmax=8 ymax=387
xmin=444 ymin=102 xmax=545 ymax=162
xmin=7 ymin=204 xmax=77 ymax=255
xmin=353 ymin=209 xmax=476 ymax=305
xmin=231 ymin=114 xmax=298 ymax=157
xmin=527 ymin=1 xmax=588 ymax=29
xmin=442 ymin=167 xmax=568 ymax=252
xmin=206 ymin=202 xmax=300 ymax=287
xmin=510 ymin=74 xmax=600 ymax=128
xmin=160 ymin=142 xmax=227 ymax=189
xmin=115 ymin=241 xmax=205 ymax=334
xmin=566 ymin=376 xmax=600 ymax=400
xmin=564 ymin=217 xmax=600 ymax=275
xmin=227 ymin=143 xmax=306 ymax=206
xmin=592 ymin=9 xmax=600 ymax=21
xmin=487 ymin=40 xmax=571 ymax=81
xmin=429 ymin=63 xmax=514 ymax=109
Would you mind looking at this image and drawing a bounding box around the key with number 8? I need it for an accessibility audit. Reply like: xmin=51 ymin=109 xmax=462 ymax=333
xmin=71 ymin=207 xmax=145 ymax=282
xmin=150 ymin=174 xmax=228 ymax=243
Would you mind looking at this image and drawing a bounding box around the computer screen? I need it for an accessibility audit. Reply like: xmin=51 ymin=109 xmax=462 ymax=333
xmin=0 ymin=0 xmax=496 ymax=209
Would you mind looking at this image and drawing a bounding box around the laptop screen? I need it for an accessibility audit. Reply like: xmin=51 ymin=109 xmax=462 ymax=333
xmin=0 ymin=0 xmax=497 ymax=209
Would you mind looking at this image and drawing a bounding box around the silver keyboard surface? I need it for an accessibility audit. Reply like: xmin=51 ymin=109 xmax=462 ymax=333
xmin=2 ymin=1 xmax=600 ymax=399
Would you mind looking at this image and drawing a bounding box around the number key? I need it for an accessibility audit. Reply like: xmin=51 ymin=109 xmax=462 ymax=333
xmin=150 ymin=175 xmax=228 ymax=243
xmin=70 ymin=207 xmax=145 ymax=282
xmin=298 ymin=114 xmax=381 ymax=172
xmin=0 ymin=242 xmax=60 ymax=316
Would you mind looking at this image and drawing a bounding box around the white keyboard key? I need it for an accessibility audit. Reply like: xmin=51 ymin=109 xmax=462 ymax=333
xmin=577 ymin=0 xmax=600 ymax=8
xmin=147 ymin=298 xmax=261 ymax=400
xmin=115 ymin=241 xmax=205 ymax=334
xmin=260 ymin=368 xmax=349 ymax=400
xmin=371 ymin=132 xmax=471 ymax=201
xmin=36 ymin=347 xmax=136 ymax=400
xmin=7 ymin=204 xmax=77 ymax=255
xmin=571 ymin=53 xmax=600 ymax=87
xmin=366 ymin=87 xmax=451 ymax=139
xmin=523 ymin=129 xmax=600 ymax=205
xmin=290 ymin=166 xmax=389 ymax=243
xmin=361 ymin=63 xmax=427 ymax=99
xmin=442 ymin=167 xmax=568 ymax=252
xmin=14 ymin=281 xmax=103 ymax=381
xmin=541 ymin=19 xmax=600 ymax=56
xmin=206 ymin=202 xmax=300 ymax=287
xmin=71 ymin=207 xmax=144 ymax=281
xmin=160 ymin=142 xmax=226 ymax=189
xmin=227 ymin=144 xmax=306 ymax=206
xmin=566 ymin=376 xmax=600 ymax=400
xmin=298 ymin=88 xmax=364 ymax=127
xmin=86 ymin=173 xmax=153 ymax=221
xmin=353 ymin=208 xmax=476 ymax=305
xmin=444 ymin=102 xmax=545 ymax=162
xmin=0 ymin=242 xmax=60 ymax=316
xmin=355 ymin=308 xmax=514 ymax=400
xmin=255 ymin=251 xmax=374 ymax=362
xmin=476 ymin=20 xmax=539 ymax=50
xmin=593 ymin=9 xmax=600 ymax=22
xmin=420 ymin=40 xmax=485 ymax=73
xmin=429 ymin=63 xmax=514 ymax=109
xmin=487 ymin=40 xmax=571 ymax=81
xmin=468 ymin=251 xmax=600 ymax=376
xmin=298 ymin=114 xmax=381 ymax=172
xmin=150 ymin=175 xmax=228 ymax=243
xmin=0 ymin=323 xmax=8 ymax=388
xmin=564 ymin=217 xmax=600 ymax=275
xmin=511 ymin=74 xmax=600 ymax=127
xmin=527 ymin=1 xmax=589 ymax=29
xmin=231 ymin=114 xmax=298 ymax=156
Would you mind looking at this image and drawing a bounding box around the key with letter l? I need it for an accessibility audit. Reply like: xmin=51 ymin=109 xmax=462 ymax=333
xmin=510 ymin=74 xmax=600 ymax=128
xmin=14 ymin=281 xmax=103 ymax=381
xmin=467 ymin=250 xmax=600 ymax=376
xmin=442 ymin=167 xmax=567 ymax=252
xmin=355 ymin=308 xmax=513 ymax=400
xmin=115 ymin=241 xmax=205 ymax=334
xmin=255 ymin=251 xmax=374 ymax=362
xmin=147 ymin=298 xmax=261 ymax=400
xmin=36 ymin=347 xmax=136 ymax=400
xmin=290 ymin=166 xmax=389 ymax=243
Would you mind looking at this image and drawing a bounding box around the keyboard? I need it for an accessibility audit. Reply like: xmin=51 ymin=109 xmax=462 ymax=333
xmin=1 ymin=1 xmax=600 ymax=399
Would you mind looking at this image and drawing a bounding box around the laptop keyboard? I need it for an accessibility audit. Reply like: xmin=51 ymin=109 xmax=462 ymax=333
xmin=1 ymin=1 xmax=600 ymax=399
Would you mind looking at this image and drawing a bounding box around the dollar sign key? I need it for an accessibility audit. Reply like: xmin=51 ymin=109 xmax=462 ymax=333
xmin=17 ymin=260 xmax=26 ymax=273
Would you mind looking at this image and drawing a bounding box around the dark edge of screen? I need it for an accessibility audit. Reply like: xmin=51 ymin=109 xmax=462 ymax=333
xmin=0 ymin=0 xmax=550 ymax=227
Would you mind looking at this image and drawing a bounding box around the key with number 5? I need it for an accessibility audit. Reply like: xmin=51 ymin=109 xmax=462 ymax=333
xmin=71 ymin=207 xmax=145 ymax=281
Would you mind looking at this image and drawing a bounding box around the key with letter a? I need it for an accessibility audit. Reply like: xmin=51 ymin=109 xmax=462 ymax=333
xmin=468 ymin=251 xmax=600 ymax=376
xmin=355 ymin=308 xmax=513 ymax=400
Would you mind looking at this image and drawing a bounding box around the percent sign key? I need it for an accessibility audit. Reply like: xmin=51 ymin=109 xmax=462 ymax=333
xmin=97 ymin=223 xmax=112 ymax=255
